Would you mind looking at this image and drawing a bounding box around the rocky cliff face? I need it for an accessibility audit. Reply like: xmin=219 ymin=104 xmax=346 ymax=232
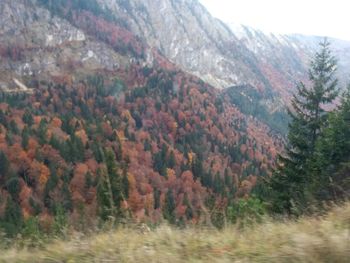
xmin=2 ymin=0 xmax=348 ymax=101
xmin=0 ymin=0 xmax=135 ymax=90
xmin=95 ymin=0 xmax=349 ymax=107
xmin=230 ymin=24 xmax=350 ymax=96
xmin=96 ymin=0 xmax=272 ymax=90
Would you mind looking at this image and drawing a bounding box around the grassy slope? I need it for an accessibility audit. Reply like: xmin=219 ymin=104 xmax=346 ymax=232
xmin=1 ymin=203 xmax=350 ymax=263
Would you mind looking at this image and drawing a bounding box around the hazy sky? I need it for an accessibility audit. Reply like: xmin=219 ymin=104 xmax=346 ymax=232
xmin=199 ymin=0 xmax=349 ymax=41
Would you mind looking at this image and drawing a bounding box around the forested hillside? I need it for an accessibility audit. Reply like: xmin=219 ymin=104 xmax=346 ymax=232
xmin=0 ymin=63 xmax=281 ymax=236
xmin=0 ymin=3 xmax=349 ymax=261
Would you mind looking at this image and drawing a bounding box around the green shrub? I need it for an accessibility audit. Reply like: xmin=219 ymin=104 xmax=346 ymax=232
xmin=227 ymin=197 xmax=266 ymax=227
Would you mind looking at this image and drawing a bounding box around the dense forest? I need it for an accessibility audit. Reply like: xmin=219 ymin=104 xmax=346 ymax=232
xmin=225 ymin=85 xmax=290 ymax=134
xmin=0 ymin=1 xmax=349 ymax=248
xmin=0 ymin=63 xmax=280 ymax=237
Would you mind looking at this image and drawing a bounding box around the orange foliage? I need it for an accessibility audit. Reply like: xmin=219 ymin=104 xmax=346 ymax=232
xmin=38 ymin=163 xmax=50 ymax=187
xmin=128 ymin=189 xmax=143 ymax=213
xmin=75 ymin=129 xmax=88 ymax=145
xmin=51 ymin=117 xmax=62 ymax=128
xmin=71 ymin=163 xmax=89 ymax=194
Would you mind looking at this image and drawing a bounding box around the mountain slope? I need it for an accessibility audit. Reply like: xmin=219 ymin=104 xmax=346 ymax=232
xmin=0 ymin=0 xmax=347 ymax=228
xmin=0 ymin=0 xmax=280 ymax=227
xmin=93 ymin=0 xmax=350 ymax=133
xmin=95 ymin=0 xmax=350 ymax=94
xmin=230 ymin=24 xmax=350 ymax=99
xmin=0 ymin=0 xmax=133 ymax=85
xmin=96 ymin=0 xmax=273 ymax=90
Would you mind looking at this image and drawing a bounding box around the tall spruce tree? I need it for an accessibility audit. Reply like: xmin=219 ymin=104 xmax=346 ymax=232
xmin=312 ymin=85 xmax=350 ymax=200
xmin=1 ymin=197 xmax=23 ymax=237
xmin=269 ymin=39 xmax=339 ymax=214
xmin=97 ymin=150 xmax=128 ymax=222
xmin=163 ymin=189 xmax=176 ymax=224
xmin=0 ymin=151 xmax=9 ymax=179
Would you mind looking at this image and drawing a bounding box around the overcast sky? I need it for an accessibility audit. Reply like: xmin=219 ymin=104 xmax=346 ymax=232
xmin=199 ymin=0 xmax=349 ymax=41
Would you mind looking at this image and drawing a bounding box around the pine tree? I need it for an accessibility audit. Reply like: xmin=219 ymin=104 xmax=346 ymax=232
xmin=121 ymin=172 xmax=129 ymax=199
xmin=6 ymin=176 xmax=21 ymax=201
xmin=163 ymin=189 xmax=176 ymax=224
xmin=167 ymin=150 xmax=176 ymax=169
xmin=96 ymin=168 xmax=112 ymax=221
xmin=97 ymin=150 xmax=125 ymax=222
xmin=38 ymin=119 xmax=48 ymax=145
xmin=105 ymin=150 xmax=124 ymax=207
xmin=183 ymin=193 xmax=193 ymax=220
xmin=153 ymin=189 xmax=161 ymax=209
xmin=143 ymin=139 xmax=151 ymax=151
xmin=153 ymin=143 xmax=168 ymax=177
xmin=22 ymin=110 xmax=34 ymax=126
xmin=44 ymin=165 xmax=59 ymax=212
xmin=0 ymin=109 xmax=7 ymax=127
xmin=5 ymin=131 xmax=13 ymax=146
xmin=9 ymin=120 xmax=19 ymax=135
xmin=0 ymin=151 xmax=9 ymax=179
xmin=61 ymin=181 xmax=73 ymax=212
xmin=269 ymin=39 xmax=339 ymax=214
xmin=1 ymin=197 xmax=23 ymax=237
xmin=312 ymin=85 xmax=350 ymax=200
xmin=21 ymin=126 xmax=30 ymax=150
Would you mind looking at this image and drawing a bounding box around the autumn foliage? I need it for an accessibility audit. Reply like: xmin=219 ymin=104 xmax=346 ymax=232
xmin=0 ymin=65 xmax=279 ymax=227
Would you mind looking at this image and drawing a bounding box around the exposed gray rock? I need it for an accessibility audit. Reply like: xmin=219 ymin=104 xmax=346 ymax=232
xmin=0 ymin=0 xmax=132 ymax=86
xmin=95 ymin=0 xmax=350 ymax=108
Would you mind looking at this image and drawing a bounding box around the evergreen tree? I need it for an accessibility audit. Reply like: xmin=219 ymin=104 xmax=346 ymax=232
xmin=5 ymin=131 xmax=13 ymax=146
xmin=21 ymin=126 xmax=30 ymax=150
xmin=97 ymin=150 xmax=125 ymax=221
xmin=121 ymin=172 xmax=129 ymax=199
xmin=153 ymin=189 xmax=161 ymax=209
xmin=22 ymin=110 xmax=34 ymax=126
xmin=0 ymin=109 xmax=7 ymax=128
xmin=183 ymin=193 xmax=193 ymax=220
xmin=163 ymin=189 xmax=176 ymax=224
xmin=167 ymin=150 xmax=176 ymax=169
xmin=6 ymin=176 xmax=21 ymax=201
xmin=9 ymin=120 xmax=19 ymax=135
xmin=269 ymin=39 xmax=339 ymax=214
xmin=43 ymin=166 xmax=59 ymax=213
xmin=153 ymin=143 xmax=168 ymax=177
xmin=312 ymin=85 xmax=350 ymax=200
xmin=91 ymin=141 xmax=104 ymax=163
xmin=0 ymin=151 xmax=9 ymax=179
xmin=96 ymin=168 xmax=112 ymax=221
xmin=37 ymin=119 xmax=48 ymax=145
xmin=62 ymin=134 xmax=85 ymax=163
xmin=1 ymin=197 xmax=23 ymax=237
xmin=61 ymin=182 xmax=73 ymax=212
xmin=192 ymin=157 xmax=204 ymax=180
xmin=105 ymin=150 xmax=124 ymax=206
xmin=143 ymin=139 xmax=151 ymax=151
xmin=49 ymin=135 xmax=59 ymax=148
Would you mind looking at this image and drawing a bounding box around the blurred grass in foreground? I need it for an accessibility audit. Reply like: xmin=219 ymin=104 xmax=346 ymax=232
xmin=1 ymin=202 xmax=350 ymax=263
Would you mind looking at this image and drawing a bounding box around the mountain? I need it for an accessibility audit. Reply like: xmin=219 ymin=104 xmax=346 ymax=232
xmin=95 ymin=1 xmax=349 ymax=92
xmin=0 ymin=0 xmax=348 ymax=229
xmin=96 ymin=0 xmax=269 ymax=89
xmin=1 ymin=0 xmax=349 ymax=124
xmin=95 ymin=0 xmax=350 ymax=132
xmin=229 ymin=24 xmax=350 ymax=95
xmin=0 ymin=0 xmax=281 ymax=229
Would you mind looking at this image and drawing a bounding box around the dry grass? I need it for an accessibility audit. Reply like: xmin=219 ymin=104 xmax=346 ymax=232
xmin=1 ymin=203 xmax=350 ymax=263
